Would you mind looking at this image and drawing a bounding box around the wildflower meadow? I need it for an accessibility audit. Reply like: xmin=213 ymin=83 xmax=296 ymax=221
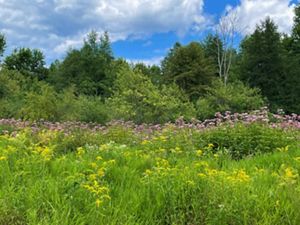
xmin=0 ymin=109 xmax=299 ymax=224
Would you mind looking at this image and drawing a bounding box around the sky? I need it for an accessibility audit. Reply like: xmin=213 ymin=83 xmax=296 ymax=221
xmin=0 ymin=0 xmax=299 ymax=65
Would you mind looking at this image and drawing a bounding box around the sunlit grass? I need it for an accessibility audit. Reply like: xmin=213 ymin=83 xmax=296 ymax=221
xmin=0 ymin=123 xmax=299 ymax=224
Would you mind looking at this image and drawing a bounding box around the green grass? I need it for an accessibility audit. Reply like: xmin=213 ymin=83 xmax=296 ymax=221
xmin=0 ymin=124 xmax=299 ymax=224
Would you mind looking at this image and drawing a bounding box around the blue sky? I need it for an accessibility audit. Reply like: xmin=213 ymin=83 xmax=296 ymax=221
xmin=0 ymin=0 xmax=298 ymax=65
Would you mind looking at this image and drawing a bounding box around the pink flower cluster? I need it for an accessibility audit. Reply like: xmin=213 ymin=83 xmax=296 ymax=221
xmin=0 ymin=107 xmax=299 ymax=135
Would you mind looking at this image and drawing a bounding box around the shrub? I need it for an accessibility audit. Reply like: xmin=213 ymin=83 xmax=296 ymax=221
xmin=19 ymin=83 xmax=59 ymax=121
xmin=196 ymin=80 xmax=265 ymax=120
xmin=107 ymin=68 xmax=196 ymax=124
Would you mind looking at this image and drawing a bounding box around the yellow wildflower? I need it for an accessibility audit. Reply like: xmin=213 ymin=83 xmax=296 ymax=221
xmin=0 ymin=156 xmax=7 ymax=161
xmin=227 ymin=169 xmax=250 ymax=183
xmin=95 ymin=199 xmax=102 ymax=207
xmin=145 ymin=169 xmax=152 ymax=176
xmin=76 ymin=147 xmax=85 ymax=157
xmin=97 ymin=168 xmax=105 ymax=177
xmin=281 ymin=167 xmax=298 ymax=184
xmin=196 ymin=150 xmax=203 ymax=157
xmin=141 ymin=140 xmax=150 ymax=145
xmin=88 ymin=174 xmax=97 ymax=181
xmin=90 ymin=162 xmax=97 ymax=169
xmin=206 ymin=168 xmax=218 ymax=176
xmin=96 ymin=156 xmax=103 ymax=161
xmin=198 ymin=173 xmax=206 ymax=178
xmin=159 ymin=136 xmax=167 ymax=142
xmin=194 ymin=161 xmax=209 ymax=168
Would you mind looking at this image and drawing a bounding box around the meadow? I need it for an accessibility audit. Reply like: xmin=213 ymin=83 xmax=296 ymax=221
xmin=0 ymin=109 xmax=299 ymax=225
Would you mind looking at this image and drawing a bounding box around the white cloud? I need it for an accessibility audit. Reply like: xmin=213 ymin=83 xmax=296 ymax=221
xmin=224 ymin=0 xmax=296 ymax=35
xmin=128 ymin=56 xmax=164 ymax=66
xmin=0 ymin=0 xmax=207 ymax=63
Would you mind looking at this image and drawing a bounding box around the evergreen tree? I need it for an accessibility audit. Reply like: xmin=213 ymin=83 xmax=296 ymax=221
xmin=239 ymin=17 xmax=285 ymax=110
xmin=161 ymin=42 xmax=215 ymax=101
xmin=0 ymin=33 xmax=5 ymax=61
xmin=280 ymin=4 xmax=300 ymax=113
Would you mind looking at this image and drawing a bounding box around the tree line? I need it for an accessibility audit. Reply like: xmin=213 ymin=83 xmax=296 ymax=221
xmin=0 ymin=5 xmax=300 ymax=124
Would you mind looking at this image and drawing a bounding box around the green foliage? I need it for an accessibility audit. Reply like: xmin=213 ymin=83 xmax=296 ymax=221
xmin=49 ymin=31 xmax=115 ymax=96
xmin=291 ymin=4 xmax=300 ymax=54
xmin=0 ymin=33 xmax=6 ymax=60
xmin=4 ymin=48 xmax=48 ymax=80
xmin=162 ymin=42 xmax=216 ymax=101
xmin=133 ymin=63 xmax=162 ymax=85
xmin=107 ymin=67 xmax=196 ymax=123
xmin=0 ymin=69 xmax=25 ymax=118
xmin=198 ymin=123 xmax=293 ymax=159
xmin=239 ymin=18 xmax=286 ymax=110
xmin=202 ymin=34 xmax=222 ymax=76
xmin=19 ymin=84 xmax=59 ymax=121
xmin=196 ymin=80 xmax=265 ymax=119
xmin=280 ymin=6 xmax=300 ymax=113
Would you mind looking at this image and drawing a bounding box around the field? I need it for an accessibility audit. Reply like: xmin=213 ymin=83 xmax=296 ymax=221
xmin=0 ymin=110 xmax=299 ymax=225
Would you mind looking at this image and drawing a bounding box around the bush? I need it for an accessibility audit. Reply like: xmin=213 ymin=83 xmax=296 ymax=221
xmin=107 ymin=68 xmax=196 ymax=124
xmin=198 ymin=123 xmax=294 ymax=159
xmin=19 ymin=83 xmax=59 ymax=121
xmin=196 ymin=80 xmax=265 ymax=120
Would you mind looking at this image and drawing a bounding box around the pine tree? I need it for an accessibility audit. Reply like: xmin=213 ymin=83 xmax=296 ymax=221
xmin=240 ymin=17 xmax=285 ymax=110
xmin=161 ymin=42 xmax=215 ymax=101
xmin=281 ymin=4 xmax=300 ymax=113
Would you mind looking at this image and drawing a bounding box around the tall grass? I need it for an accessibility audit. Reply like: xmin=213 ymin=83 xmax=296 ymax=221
xmin=0 ymin=122 xmax=299 ymax=224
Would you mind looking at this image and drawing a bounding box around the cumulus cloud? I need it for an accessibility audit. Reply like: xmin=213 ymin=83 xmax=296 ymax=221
xmin=224 ymin=0 xmax=296 ymax=35
xmin=0 ymin=0 xmax=207 ymax=62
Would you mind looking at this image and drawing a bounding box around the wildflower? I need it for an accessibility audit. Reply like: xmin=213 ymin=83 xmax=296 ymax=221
xmin=235 ymin=169 xmax=250 ymax=182
xmin=76 ymin=147 xmax=85 ymax=157
xmin=144 ymin=169 xmax=152 ymax=176
xmin=159 ymin=136 xmax=167 ymax=142
xmin=95 ymin=199 xmax=102 ymax=207
xmin=278 ymin=165 xmax=298 ymax=185
xmin=34 ymin=146 xmax=53 ymax=161
xmin=97 ymin=168 xmax=105 ymax=177
xmin=206 ymin=168 xmax=218 ymax=176
xmin=96 ymin=156 xmax=103 ymax=161
xmin=90 ymin=162 xmax=97 ymax=169
xmin=194 ymin=161 xmax=209 ymax=168
xmin=141 ymin=140 xmax=150 ymax=145
xmin=198 ymin=173 xmax=206 ymax=178
xmin=0 ymin=156 xmax=7 ymax=161
xmin=88 ymin=174 xmax=97 ymax=181
xmin=227 ymin=169 xmax=250 ymax=183
xmin=208 ymin=143 xmax=214 ymax=148
xmin=196 ymin=150 xmax=203 ymax=157
xmin=172 ymin=147 xmax=182 ymax=154
xmin=283 ymin=167 xmax=298 ymax=184
xmin=99 ymin=144 xmax=108 ymax=151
